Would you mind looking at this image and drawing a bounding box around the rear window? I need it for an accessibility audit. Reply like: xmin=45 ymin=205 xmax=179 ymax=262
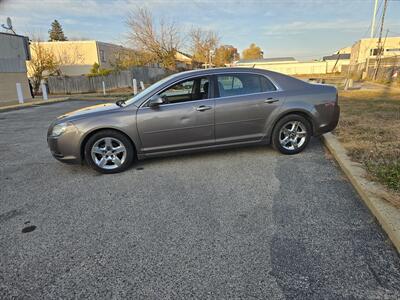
xmin=217 ymin=73 xmax=276 ymax=97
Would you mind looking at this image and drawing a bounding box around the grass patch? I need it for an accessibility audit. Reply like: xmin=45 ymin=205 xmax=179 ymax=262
xmin=366 ymin=161 xmax=400 ymax=191
xmin=335 ymin=89 xmax=400 ymax=206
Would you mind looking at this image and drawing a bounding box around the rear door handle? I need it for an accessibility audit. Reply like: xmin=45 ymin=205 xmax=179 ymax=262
xmin=196 ymin=105 xmax=212 ymax=111
xmin=264 ymin=98 xmax=279 ymax=104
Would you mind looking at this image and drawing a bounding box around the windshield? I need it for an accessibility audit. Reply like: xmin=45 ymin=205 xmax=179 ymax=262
xmin=124 ymin=73 xmax=177 ymax=106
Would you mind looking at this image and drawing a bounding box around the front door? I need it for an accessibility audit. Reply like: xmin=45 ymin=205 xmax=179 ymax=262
xmin=136 ymin=76 xmax=215 ymax=153
xmin=214 ymin=73 xmax=283 ymax=144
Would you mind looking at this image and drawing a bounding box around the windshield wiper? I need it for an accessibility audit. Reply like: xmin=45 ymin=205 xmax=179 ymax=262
xmin=115 ymin=99 xmax=126 ymax=107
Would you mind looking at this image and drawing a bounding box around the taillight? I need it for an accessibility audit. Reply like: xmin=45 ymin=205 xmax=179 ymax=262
xmin=325 ymin=102 xmax=336 ymax=108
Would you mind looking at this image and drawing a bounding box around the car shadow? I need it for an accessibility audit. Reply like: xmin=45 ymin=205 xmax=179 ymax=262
xmin=55 ymin=137 xmax=322 ymax=176
xmin=132 ymin=137 xmax=322 ymax=171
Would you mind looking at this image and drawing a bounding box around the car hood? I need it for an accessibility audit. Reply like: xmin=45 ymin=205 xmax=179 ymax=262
xmin=56 ymin=103 xmax=122 ymax=122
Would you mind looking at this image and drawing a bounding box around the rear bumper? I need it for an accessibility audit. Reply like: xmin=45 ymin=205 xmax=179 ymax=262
xmin=314 ymin=105 xmax=340 ymax=136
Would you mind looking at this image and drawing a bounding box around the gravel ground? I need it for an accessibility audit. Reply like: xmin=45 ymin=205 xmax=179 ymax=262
xmin=1 ymin=100 xmax=400 ymax=299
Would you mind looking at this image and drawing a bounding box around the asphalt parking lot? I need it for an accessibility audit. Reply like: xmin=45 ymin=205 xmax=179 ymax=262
xmin=1 ymin=100 xmax=400 ymax=299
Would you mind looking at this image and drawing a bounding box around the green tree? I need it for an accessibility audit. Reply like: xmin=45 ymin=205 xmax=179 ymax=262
xmin=48 ymin=20 xmax=68 ymax=41
xmin=88 ymin=62 xmax=112 ymax=77
xmin=214 ymin=45 xmax=239 ymax=67
xmin=90 ymin=62 xmax=100 ymax=74
xmin=242 ymin=43 xmax=263 ymax=60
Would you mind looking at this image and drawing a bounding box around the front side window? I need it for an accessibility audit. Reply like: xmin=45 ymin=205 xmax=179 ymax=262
xmin=217 ymin=73 xmax=276 ymax=97
xmin=158 ymin=76 xmax=209 ymax=104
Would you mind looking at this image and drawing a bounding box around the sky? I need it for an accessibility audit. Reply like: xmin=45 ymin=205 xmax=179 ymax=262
xmin=1 ymin=0 xmax=400 ymax=60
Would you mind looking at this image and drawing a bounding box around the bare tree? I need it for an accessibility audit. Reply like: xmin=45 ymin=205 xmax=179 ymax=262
xmin=189 ymin=28 xmax=219 ymax=67
xmin=126 ymin=8 xmax=181 ymax=69
xmin=27 ymin=38 xmax=59 ymax=94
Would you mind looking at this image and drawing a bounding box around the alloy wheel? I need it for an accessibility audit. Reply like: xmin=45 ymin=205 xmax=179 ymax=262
xmin=91 ymin=137 xmax=127 ymax=170
xmin=278 ymin=121 xmax=307 ymax=151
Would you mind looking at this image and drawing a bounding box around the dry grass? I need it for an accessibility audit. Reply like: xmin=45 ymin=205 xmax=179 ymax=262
xmin=335 ymin=89 xmax=400 ymax=207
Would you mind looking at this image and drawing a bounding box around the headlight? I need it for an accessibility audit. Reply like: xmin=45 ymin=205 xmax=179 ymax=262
xmin=51 ymin=122 xmax=69 ymax=137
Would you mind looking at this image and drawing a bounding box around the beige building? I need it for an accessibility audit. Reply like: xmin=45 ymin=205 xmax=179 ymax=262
xmin=175 ymin=51 xmax=193 ymax=70
xmin=350 ymin=37 xmax=400 ymax=65
xmin=335 ymin=46 xmax=352 ymax=55
xmin=0 ymin=32 xmax=31 ymax=103
xmin=235 ymin=56 xmax=350 ymax=75
xmin=28 ymin=40 xmax=132 ymax=76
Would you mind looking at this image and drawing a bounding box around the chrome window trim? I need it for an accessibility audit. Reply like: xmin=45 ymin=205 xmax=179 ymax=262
xmin=215 ymin=72 xmax=281 ymax=92
xmin=139 ymin=70 xmax=283 ymax=109
xmin=214 ymin=89 xmax=282 ymax=101
xmin=139 ymin=97 xmax=215 ymax=110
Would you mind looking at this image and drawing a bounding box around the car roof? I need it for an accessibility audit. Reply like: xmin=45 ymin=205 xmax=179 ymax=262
xmin=131 ymin=67 xmax=310 ymax=107
xmin=170 ymin=67 xmax=308 ymax=91
xmin=175 ymin=67 xmax=269 ymax=77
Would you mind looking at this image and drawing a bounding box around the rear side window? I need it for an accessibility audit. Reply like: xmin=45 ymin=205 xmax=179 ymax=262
xmin=217 ymin=73 xmax=276 ymax=97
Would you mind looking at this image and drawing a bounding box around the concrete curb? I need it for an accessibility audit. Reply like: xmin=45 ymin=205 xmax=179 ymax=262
xmin=321 ymin=133 xmax=400 ymax=253
xmin=0 ymin=97 xmax=70 ymax=113
xmin=0 ymin=97 xmax=117 ymax=113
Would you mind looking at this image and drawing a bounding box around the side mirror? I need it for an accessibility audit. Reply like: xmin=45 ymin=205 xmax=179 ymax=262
xmin=148 ymin=95 xmax=164 ymax=108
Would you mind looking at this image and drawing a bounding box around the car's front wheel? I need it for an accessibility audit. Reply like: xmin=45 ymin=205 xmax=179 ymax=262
xmin=84 ymin=130 xmax=134 ymax=174
xmin=272 ymin=114 xmax=312 ymax=155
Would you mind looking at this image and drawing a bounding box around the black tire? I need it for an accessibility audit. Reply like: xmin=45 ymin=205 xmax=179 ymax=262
xmin=272 ymin=114 xmax=312 ymax=155
xmin=84 ymin=130 xmax=135 ymax=174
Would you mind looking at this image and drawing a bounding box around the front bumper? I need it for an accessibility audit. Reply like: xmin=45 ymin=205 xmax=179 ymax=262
xmin=47 ymin=124 xmax=82 ymax=164
xmin=47 ymin=136 xmax=81 ymax=164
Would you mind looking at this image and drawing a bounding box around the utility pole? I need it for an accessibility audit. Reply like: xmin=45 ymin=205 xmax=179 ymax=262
xmin=374 ymin=29 xmax=389 ymax=80
xmin=365 ymin=0 xmax=379 ymax=78
xmin=373 ymin=0 xmax=388 ymax=80
xmin=370 ymin=0 xmax=379 ymax=38
xmin=208 ymin=50 xmax=214 ymax=69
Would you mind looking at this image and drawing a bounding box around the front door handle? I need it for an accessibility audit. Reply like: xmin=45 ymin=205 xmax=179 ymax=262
xmin=196 ymin=105 xmax=212 ymax=111
xmin=264 ymin=98 xmax=279 ymax=104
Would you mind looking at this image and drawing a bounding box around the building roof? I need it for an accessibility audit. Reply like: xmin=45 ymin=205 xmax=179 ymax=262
xmin=0 ymin=31 xmax=29 ymax=39
xmin=359 ymin=36 xmax=400 ymax=42
xmin=335 ymin=46 xmax=352 ymax=54
xmin=176 ymin=51 xmax=192 ymax=59
xmin=237 ymin=57 xmax=296 ymax=64
xmin=322 ymin=53 xmax=350 ymax=61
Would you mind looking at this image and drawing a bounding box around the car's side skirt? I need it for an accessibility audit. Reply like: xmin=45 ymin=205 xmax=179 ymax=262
xmin=137 ymin=138 xmax=269 ymax=160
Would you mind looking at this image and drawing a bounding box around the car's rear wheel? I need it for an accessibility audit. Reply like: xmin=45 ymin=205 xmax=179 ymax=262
xmin=272 ymin=114 xmax=311 ymax=155
xmin=84 ymin=130 xmax=134 ymax=174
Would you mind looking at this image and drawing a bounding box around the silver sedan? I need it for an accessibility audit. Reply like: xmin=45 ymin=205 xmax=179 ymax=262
xmin=47 ymin=68 xmax=340 ymax=173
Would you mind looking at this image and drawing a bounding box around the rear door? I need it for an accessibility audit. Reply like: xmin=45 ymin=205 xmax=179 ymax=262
xmin=136 ymin=76 xmax=215 ymax=153
xmin=214 ymin=73 xmax=283 ymax=144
